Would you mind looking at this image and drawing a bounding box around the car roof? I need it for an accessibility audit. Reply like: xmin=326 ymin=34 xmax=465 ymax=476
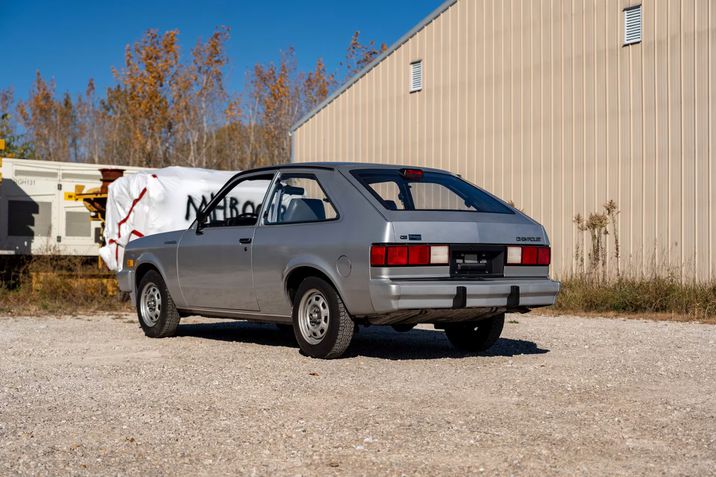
xmin=244 ymin=162 xmax=452 ymax=175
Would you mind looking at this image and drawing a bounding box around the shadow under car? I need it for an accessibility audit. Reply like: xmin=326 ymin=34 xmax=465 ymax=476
xmin=175 ymin=320 xmax=549 ymax=360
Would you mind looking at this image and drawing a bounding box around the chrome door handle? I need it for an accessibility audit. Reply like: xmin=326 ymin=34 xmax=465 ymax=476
xmin=239 ymin=238 xmax=252 ymax=244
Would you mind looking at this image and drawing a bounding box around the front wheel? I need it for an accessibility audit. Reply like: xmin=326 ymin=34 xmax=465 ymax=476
xmin=136 ymin=270 xmax=181 ymax=338
xmin=292 ymin=277 xmax=353 ymax=359
xmin=444 ymin=314 xmax=505 ymax=352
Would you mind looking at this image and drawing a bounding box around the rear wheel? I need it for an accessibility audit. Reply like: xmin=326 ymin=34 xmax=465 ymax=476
xmin=444 ymin=314 xmax=505 ymax=352
xmin=292 ymin=277 xmax=353 ymax=359
xmin=137 ymin=270 xmax=180 ymax=338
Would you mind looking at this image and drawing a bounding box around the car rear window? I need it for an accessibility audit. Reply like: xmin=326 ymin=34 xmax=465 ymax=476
xmin=350 ymin=169 xmax=514 ymax=214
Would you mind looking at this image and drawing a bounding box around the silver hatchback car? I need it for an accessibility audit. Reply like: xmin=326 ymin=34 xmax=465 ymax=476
xmin=118 ymin=163 xmax=560 ymax=358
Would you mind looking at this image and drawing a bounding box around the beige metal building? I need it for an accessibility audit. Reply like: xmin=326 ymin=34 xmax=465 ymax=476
xmin=291 ymin=0 xmax=716 ymax=281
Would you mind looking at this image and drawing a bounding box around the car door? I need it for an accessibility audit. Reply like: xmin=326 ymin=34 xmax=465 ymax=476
xmin=176 ymin=173 xmax=275 ymax=311
xmin=252 ymin=171 xmax=341 ymax=315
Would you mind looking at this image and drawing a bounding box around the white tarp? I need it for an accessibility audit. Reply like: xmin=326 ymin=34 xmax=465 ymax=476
xmin=100 ymin=166 xmax=268 ymax=271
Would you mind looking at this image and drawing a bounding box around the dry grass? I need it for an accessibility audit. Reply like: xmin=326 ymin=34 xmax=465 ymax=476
xmin=0 ymin=256 xmax=130 ymax=315
xmin=550 ymin=274 xmax=716 ymax=324
xmin=3 ymin=256 xmax=716 ymax=324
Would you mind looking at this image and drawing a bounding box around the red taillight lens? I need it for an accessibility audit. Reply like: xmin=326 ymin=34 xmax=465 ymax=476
xmin=370 ymin=245 xmax=387 ymax=266
xmin=386 ymin=246 xmax=409 ymax=265
xmin=522 ymin=246 xmax=538 ymax=265
xmin=371 ymin=244 xmax=449 ymax=266
xmin=538 ymin=247 xmax=551 ymax=265
xmin=506 ymin=245 xmax=551 ymax=266
xmin=408 ymin=245 xmax=430 ymax=265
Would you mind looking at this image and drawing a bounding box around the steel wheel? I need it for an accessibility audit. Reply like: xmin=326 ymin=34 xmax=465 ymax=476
xmin=139 ymin=282 xmax=162 ymax=328
xmin=298 ymin=289 xmax=330 ymax=345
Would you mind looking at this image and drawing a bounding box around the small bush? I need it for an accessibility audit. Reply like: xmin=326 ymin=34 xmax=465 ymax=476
xmin=553 ymin=274 xmax=716 ymax=322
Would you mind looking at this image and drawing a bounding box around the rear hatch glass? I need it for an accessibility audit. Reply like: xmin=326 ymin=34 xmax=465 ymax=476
xmin=350 ymin=169 xmax=514 ymax=214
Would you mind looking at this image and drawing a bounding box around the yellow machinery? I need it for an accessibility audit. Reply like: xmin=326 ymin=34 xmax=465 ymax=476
xmin=63 ymin=169 xmax=125 ymax=272
xmin=64 ymin=184 xmax=109 ymax=226
xmin=63 ymin=168 xmax=125 ymax=246
xmin=0 ymin=139 xmax=5 ymax=183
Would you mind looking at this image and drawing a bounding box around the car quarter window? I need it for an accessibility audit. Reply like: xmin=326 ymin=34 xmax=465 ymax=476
xmin=264 ymin=174 xmax=338 ymax=224
xmin=201 ymin=174 xmax=273 ymax=228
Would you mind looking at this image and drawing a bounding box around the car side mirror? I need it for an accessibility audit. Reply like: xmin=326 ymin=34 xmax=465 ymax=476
xmin=196 ymin=212 xmax=208 ymax=232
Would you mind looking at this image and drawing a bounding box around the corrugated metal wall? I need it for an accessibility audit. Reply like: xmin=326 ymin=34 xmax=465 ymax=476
xmin=293 ymin=0 xmax=716 ymax=281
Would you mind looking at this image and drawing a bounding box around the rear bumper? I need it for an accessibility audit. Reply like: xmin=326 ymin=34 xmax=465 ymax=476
xmin=368 ymin=278 xmax=561 ymax=315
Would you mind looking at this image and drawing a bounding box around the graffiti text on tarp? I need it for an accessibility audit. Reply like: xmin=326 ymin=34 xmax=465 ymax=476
xmin=185 ymin=194 xmax=257 ymax=222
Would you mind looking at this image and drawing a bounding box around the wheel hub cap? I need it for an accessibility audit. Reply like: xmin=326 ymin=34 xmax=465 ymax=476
xmin=298 ymin=289 xmax=330 ymax=345
xmin=140 ymin=283 xmax=162 ymax=327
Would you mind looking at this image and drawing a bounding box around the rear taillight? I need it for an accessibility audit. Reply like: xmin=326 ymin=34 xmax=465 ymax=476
xmin=370 ymin=245 xmax=387 ymax=266
xmin=506 ymin=246 xmax=551 ymax=266
xmin=386 ymin=246 xmax=408 ymax=265
xmin=408 ymin=245 xmax=430 ymax=265
xmin=371 ymin=244 xmax=449 ymax=266
xmin=538 ymin=247 xmax=551 ymax=265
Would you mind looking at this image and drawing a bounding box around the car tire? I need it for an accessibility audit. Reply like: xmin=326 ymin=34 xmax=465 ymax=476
xmin=444 ymin=313 xmax=505 ymax=352
xmin=136 ymin=270 xmax=181 ymax=338
xmin=292 ymin=277 xmax=353 ymax=359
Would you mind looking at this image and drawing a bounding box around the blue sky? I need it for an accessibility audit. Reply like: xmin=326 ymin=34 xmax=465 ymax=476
xmin=0 ymin=0 xmax=442 ymax=100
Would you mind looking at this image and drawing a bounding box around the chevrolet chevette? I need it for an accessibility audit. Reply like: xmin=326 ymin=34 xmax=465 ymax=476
xmin=118 ymin=163 xmax=560 ymax=359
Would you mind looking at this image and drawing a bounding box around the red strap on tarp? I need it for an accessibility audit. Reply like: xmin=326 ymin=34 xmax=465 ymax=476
xmin=117 ymin=187 xmax=147 ymax=239
xmin=108 ymin=174 xmax=157 ymax=263
xmin=110 ymin=229 xmax=145 ymax=261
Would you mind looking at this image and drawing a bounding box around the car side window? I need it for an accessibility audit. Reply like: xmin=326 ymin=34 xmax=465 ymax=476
xmin=200 ymin=175 xmax=273 ymax=228
xmin=265 ymin=174 xmax=338 ymax=224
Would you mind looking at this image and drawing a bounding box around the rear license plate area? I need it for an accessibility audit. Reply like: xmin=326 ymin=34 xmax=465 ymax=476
xmin=450 ymin=245 xmax=505 ymax=278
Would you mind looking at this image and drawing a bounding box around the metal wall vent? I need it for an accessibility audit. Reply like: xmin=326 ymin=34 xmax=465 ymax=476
xmin=410 ymin=60 xmax=423 ymax=92
xmin=624 ymin=5 xmax=642 ymax=45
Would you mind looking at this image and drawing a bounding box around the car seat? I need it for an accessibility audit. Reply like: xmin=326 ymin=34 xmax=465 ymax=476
xmin=282 ymin=198 xmax=326 ymax=223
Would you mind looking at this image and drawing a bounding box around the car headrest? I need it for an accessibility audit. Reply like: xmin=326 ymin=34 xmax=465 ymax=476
xmin=283 ymin=198 xmax=326 ymax=223
xmin=383 ymin=200 xmax=398 ymax=210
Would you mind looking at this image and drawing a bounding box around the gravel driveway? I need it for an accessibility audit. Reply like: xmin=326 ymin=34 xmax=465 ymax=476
xmin=0 ymin=312 xmax=714 ymax=476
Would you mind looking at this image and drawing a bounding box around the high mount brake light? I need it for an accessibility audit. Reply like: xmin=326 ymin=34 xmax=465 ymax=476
xmin=371 ymin=244 xmax=449 ymax=266
xmin=506 ymin=246 xmax=551 ymax=266
xmin=400 ymin=168 xmax=424 ymax=180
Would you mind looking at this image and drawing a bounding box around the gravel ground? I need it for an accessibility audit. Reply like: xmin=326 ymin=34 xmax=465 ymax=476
xmin=0 ymin=312 xmax=714 ymax=476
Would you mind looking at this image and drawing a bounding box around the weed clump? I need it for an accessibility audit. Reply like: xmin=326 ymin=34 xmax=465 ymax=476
xmin=0 ymin=255 xmax=129 ymax=315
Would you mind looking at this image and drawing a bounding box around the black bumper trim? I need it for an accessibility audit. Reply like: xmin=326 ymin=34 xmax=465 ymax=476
xmin=452 ymin=286 xmax=467 ymax=309
xmin=506 ymin=285 xmax=520 ymax=307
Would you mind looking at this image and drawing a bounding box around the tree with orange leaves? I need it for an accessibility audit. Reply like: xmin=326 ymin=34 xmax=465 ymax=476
xmin=110 ymin=29 xmax=180 ymax=167
xmin=17 ymin=72 xmax=78 ymax=162
xmin=172 ymin=27 xmax=230 ymax=168
xmin=302 ymin=58 xmax=335 ymax=113
xmin=10 ymin=27 xmax=379 ymax=169
xmin=343 ymin=31 xmax=387 ymax=79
